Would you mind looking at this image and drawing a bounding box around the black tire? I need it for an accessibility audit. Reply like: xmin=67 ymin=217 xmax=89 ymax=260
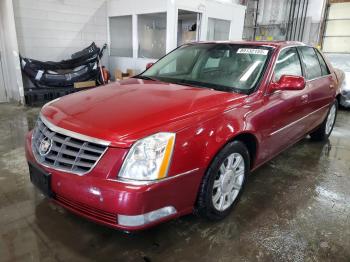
xmin=195 ymin=140 xmax=250 ymax=221
xmin=310 ymin=100 xmax=338 ymax=141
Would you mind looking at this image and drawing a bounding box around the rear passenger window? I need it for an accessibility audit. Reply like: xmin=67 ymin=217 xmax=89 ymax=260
xmin=298 ymin=47 xmax=322 ymax=80
xmin=274 ymin=47 xmax=302 ymax=82
xmin=315 ymin=49 xmax=330 ymax=76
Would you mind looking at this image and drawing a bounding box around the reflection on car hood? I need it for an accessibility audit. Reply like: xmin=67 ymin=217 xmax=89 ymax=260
xmin=41 ymin=78 xmax=246 ymax=147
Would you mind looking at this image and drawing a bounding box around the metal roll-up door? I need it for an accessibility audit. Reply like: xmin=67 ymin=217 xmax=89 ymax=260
xmin=323 ymin=2 xmax=350 ymax=53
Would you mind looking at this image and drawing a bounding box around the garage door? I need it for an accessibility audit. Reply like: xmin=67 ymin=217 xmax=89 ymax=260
xmin=323 ymin=2 xmax=350 ymax=53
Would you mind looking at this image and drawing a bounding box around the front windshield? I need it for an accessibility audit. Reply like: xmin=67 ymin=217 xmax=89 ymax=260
xmin=140 ymin=43 xmax=272 ymax=93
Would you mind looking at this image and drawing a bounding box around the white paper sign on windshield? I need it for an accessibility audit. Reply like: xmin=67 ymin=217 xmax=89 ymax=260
xmin=237 ymin=48 xmax=268 ymax=55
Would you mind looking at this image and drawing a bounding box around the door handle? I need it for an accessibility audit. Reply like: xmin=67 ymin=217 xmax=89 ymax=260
xmin=301 ymin=94 xmax=309 ymax=103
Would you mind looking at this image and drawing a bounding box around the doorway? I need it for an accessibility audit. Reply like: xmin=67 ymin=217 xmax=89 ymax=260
xmin=177 ymin=10 xmax=201 ymax=46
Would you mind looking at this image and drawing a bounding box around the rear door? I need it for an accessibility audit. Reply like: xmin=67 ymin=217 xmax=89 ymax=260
xmin=297 ymin=46 xmax=335 ymax=132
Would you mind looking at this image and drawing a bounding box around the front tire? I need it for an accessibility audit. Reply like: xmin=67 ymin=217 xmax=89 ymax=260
xmin=310 ymin=100 xmax=338 ymax=141
xmin=195 ymin=141 xmax=250 ymax=221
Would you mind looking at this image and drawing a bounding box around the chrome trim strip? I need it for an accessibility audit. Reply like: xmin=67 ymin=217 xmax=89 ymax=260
xmin=109 ymin=168 xmax=200 ymax=185
xmin=40 ymin=114 xmax=111 ymax=146
xmin=269 ymin=103 xmax=330 ymax=136
xmin=305 ymin=74 xmax=332 ymax=83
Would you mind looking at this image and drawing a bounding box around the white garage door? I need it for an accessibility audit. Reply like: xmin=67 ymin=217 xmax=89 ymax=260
xmin=323 ymin=2 xmax=350 ymax=53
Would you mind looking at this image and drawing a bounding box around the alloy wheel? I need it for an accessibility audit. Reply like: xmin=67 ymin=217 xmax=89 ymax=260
xmin=212 ymin=153 xmax=245 ymax=211
xmin=326 ymin=104 xmax=336 ymax=135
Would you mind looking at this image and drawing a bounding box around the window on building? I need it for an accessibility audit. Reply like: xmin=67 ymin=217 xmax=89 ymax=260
xmin=109 ymin=16 xmax=133 ymax=57
xmin=207 ymin=18 xmax=231 ymax=41
xmin=138 ymin=13 xmax=167 ymax=59
xmin=177 ymin=10 xmax=200 ymax=46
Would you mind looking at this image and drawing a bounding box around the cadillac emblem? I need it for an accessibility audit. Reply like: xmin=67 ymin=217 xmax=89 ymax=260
xmin=38 ymin=137 xmax=52 ymax=156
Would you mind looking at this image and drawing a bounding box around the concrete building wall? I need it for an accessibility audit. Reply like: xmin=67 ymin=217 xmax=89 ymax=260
xmin=13 ymin=0 xmax=108 ymax=63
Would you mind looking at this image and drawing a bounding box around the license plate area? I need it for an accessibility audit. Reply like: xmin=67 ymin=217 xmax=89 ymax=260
xmin=29 ymin=163 xmax=53 ymax=198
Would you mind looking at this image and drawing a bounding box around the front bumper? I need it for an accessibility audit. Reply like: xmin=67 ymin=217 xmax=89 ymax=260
xmin=25 ymin=132 xmax=202 ymax=231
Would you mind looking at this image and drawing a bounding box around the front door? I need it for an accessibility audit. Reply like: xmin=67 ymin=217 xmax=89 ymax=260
xmin=259 ymin=47 xmax=310 ymax=159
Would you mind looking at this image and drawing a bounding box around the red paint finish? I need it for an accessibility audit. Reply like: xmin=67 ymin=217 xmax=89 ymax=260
xmin=25 ymin=41 xmax=340 ymax=231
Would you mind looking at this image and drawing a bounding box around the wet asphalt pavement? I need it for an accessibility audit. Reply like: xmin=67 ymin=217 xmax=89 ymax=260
xmin=0 ymin=103 xmax=349 ymax=262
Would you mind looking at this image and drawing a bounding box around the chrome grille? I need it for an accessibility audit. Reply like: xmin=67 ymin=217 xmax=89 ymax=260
xmin=32 ymin=117 xmax=108 ymax=175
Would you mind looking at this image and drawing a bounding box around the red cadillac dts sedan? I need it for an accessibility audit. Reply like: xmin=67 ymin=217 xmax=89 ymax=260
xmin=25 ymin=41 xmax=341 ymax=231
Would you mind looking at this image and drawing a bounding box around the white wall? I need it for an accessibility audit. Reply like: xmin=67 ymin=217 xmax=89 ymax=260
xmin=108 ymin=0 xmax=245 ymax=74
xmin=13 ymin=0 xmax=108 ymax=64
xmin=203 ymin=1 xmax=245 ymax=41
xmin=0 ymin=0 xmax=24 ymax=103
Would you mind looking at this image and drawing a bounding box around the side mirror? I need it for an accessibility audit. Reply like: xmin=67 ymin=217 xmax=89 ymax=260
xmin=270 ymin=75 xmax=306 ymax=92
xmin=146 ymin=62 xmax=154 ymax=69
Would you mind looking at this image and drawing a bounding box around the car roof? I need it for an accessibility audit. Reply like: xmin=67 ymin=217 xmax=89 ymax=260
xmin=191 ymin=40 xmax=306 ymax=49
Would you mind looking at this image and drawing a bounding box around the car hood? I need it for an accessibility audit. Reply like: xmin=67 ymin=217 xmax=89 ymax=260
xmin=41 ymin=79 xmax=245 ymax=147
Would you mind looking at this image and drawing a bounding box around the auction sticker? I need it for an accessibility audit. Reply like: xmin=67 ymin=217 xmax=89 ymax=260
xmin=237 ymin=48 xmax=268 ymax=55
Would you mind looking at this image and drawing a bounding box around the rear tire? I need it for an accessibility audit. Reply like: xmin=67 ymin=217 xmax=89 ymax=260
xmin=195 ymin=141 xmax=250 ymax=221
xmin=310 ymin=100 xmax=338 ymax=141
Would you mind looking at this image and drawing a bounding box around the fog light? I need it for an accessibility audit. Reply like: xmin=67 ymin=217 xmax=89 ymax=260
xmin=117 ymin=206 xmax=177 ymax=227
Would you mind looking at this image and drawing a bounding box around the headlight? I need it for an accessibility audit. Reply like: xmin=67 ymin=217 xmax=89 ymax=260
xmin=118 ymin=132 xmax=176 ymax=181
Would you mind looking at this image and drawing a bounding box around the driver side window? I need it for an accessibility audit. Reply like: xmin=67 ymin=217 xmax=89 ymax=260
xmin=274 ymin=47 xmax=303 ymax=82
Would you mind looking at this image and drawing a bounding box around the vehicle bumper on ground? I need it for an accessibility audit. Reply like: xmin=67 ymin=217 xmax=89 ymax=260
xmin=25 ymin=132 xmax=202 ymax=231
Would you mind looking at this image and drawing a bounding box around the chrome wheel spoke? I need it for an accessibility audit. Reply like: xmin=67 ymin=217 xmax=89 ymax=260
xmin=231 ymin=182 xmax=241 ymax=191
xmin=226 ymin=154 xmax=234 ymax=170
xmin=232 ymin=154 xmax=243 ymax=170
xmin=235 ymin=167 xmax=245 ymax=177
xmin=219 ymin=164 xmax=226 ymax=174
xmin=213 ymin=179 xmax=221 ymax=189
xmin=218 ymin=195 xmax=225 ymax=210
xmin=213 ymin=191 xmax=221 ymax=203
xmin=229 ymin=190 xmax=239 ymax=202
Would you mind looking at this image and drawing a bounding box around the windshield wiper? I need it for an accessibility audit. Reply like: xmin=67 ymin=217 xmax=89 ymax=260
xmin=171 ymin=79 xmax=241 ymax=93
xmin=170 ymin=79 xmax=216 ymax=90
xmin=134 ymin=75 xmax=158 ymax=81
xmin=172 ymin=80 xmax=208 ymax=89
